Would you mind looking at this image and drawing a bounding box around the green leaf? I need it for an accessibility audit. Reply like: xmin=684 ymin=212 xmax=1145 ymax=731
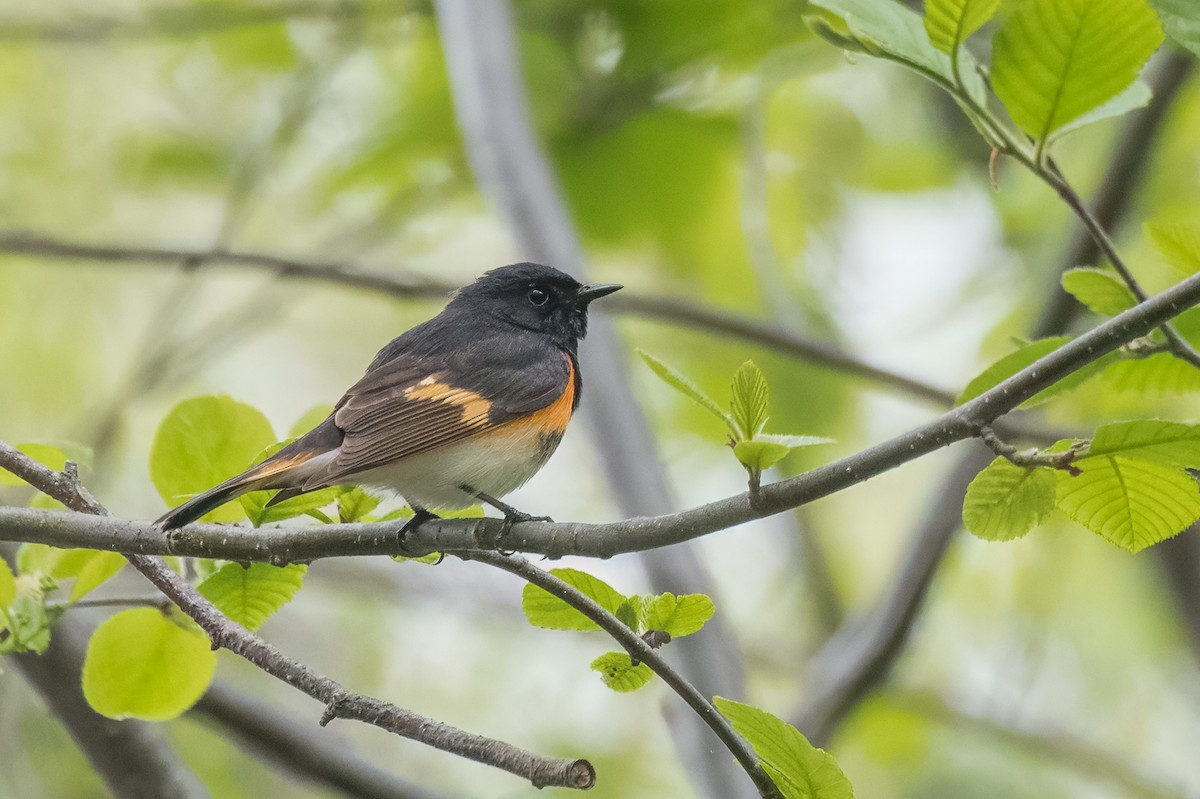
xmin=715 ymin=697 xmax=855 ymax=799
xmin=1148 ymin=0 xmax=1200 ymax=56
xmin=1101 ymin=353 xmax=1200 ymax=395
xmin=1047 ymin=80 xmax=1153 ymax=143
xmin=289 ymin=404 xmax=335 ymax=439
xmin=149 ymin=395 xmax=276 ymax=523
xmin=0 ymin=443 xmax=67 ymax=486
xmin=16 ymin=543 xmax=60 ymax=576
xmin=240 ymin=486 xmax=344 ymax=527
xmin=590 ymin=652 xmax=655 ymax=692
xmin=338 ymin=488 xmax=382 ymax=523
xmin=1088 ymin=420 xmax=1200 ymax=467
xmin=1056 ymin=455 xmax=1200 ymax=552
xmin=521 ymin=568 xmax=627 ymax=632
xmin=615 ymin=597 xmax=646 ymax=632
xmin=992 ymin=0 xmax=1163 ymax=143
xmin=962 ymin=458 xmax=1057 ymax=541
xmin=51 ymin=550 xmax=128 ymax=602
xmin=0 ymin=558 xmax=14 ymax=609
xmin=957 ymin=337 xmax=1069 ymax=404
xmin=1061 ymin=268 xmax=1137 ymax=316
xmin=730 ymin=361 xmax=771 ymax=439
xmin=923 ymin=0 xmax=1003 ymax=53
xmin=1146 ymin=221 xmax=1200 ymax=276
xmin=734 ymin=439 xmax=794 ymax=473
xmin=5 ymin=589 xmax=54 ymax=654
xmin=805 ymin=0 xmax=987 ymax=102
xmin=82 ymin=608 xmax=217 ymax=721
xmin=644 ymin=593 xmax=715 ymax=637
xmin=638 ymin=350 xmax=736 ymax=434
xmin=197 ymin=563 xmax=307 ymax=632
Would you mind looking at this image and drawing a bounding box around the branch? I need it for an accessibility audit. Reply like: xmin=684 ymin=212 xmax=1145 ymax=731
xmin=7 ymin=267 xmax=1200 ymax=562
xmin=195 ymin=681 xmax=454 ymax=799
xmin=463 ymin=551 xmax=780 ymax=799
xmin=793 ymin=53 xmax=1196 ymax=744
xmin=0 ymin=448 xmax=594 ymax=790
xmin=0 ymin=230 xmax=962 ymax=408
xmin=430 ymin=2 xmax=753 ymax=796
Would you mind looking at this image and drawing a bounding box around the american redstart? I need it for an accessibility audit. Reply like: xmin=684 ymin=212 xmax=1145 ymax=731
xmin=155 ymin=263 xmax=621 ymax=532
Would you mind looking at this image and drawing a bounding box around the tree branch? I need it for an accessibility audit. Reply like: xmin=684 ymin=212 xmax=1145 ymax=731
xmin=195 ymin=681 xmax=454 ymax=799
xmin=462 ymin=550 xmax=781 ymax=799
xmin=0 ymin=448 xmax=595 ymax=790
xmin=6 ymin=267 xmax=1200 ymax=562
xmin=792 ymin=52 xmax=1197 ymax=745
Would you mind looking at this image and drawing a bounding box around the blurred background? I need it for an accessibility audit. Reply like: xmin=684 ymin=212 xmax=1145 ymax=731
xmin=1 ymin=1 xmax=1199 ymax=798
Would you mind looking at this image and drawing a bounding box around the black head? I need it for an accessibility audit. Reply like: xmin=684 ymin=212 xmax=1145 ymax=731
xmin=452 ymin=263 xmax=621 ymax=349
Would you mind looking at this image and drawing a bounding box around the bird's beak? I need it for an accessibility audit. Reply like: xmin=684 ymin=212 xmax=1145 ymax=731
xmin=577 ymin=282 xmax=623 ymax=303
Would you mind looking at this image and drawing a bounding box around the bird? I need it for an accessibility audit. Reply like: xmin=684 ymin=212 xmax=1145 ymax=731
xmin=154 ymin=263 xmax=622 ymax=535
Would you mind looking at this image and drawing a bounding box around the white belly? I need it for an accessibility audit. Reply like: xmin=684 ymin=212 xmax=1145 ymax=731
xmin=351 ymin=424 xmax=562 ymax=511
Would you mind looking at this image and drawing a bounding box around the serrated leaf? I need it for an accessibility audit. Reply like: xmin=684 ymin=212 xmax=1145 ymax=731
xmin=51 ymin=550 xmax=128 ymax=602
xmin=957 ymin=337 xmax=1114 ymax=407
xmin=924 ymin=0 xmax=1003 ymax=53
xmin=616 ymin=596 xmax=647 ymax=632
xmin=1061 ymin=268 xmax=1137 ymax=315
xmin=992 ymin=0 xmax=1163 ymax=142
xmin=756 ymin=433 xmax=837 ymax=449
xmin=806 ymin=0 xmax=987 ymax=103
xmin=731 ymin=361 xmax=771 ymax=440
xmin=644 ymin=593 xmax=715 ymax=637
xmin=962 ymin=458 xmax=1057 ymax=541
xmin=1088 ymin=420 xmax=1200 ymax=467
xmin=0 ymin=558 xmax=16 ymax=609
xmin=1048 ymin=80 xmax=1153 ymax=142
xmin=1148 ymin=0 xmax=1200 ymax=56
xmin=590 ymin=651 xmax=655 ymax=692
xmin=197 ymin=563 xmax=307 ymax=632
xmin=0 ymin=443 xmax=67 ymax=486
xmin=150 ymin=396 xmax=276 ymax=523
xmin=521 ymin=568 xmax=627 ymax=632
xmin=1056 ymin=455 xmax=1200 ymax=551
xmin=715 ymin=698 xmax=855 ymax=799
xmin=1146 ymin=221 xmax=1200 ymax=276
xmin=82 ymin=608 xmax=217 ymax=721
xmin=1101 ymin=353 xmax=1200 ymax=395
xmin=638 ymin=350 xmax=736 ymax=433
xmin=338 ymin=488 xmax=382 ymax=522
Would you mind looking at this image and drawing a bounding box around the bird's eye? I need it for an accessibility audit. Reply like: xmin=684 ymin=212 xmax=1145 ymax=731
xmin=528 ymin=287 xmax=550 ymax=306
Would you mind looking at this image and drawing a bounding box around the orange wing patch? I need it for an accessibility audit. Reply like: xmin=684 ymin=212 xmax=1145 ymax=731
xmin=404 ymin=378 xmax=493 ymax=426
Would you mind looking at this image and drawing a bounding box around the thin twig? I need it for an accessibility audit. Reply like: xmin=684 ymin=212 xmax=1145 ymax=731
xmin=977 ymin=425 xmax=1083 ymax=475
xmin=0 ymin=445 xmax=595 ymax=791
xmin=464 ymin=550 xmax=781 ymax=799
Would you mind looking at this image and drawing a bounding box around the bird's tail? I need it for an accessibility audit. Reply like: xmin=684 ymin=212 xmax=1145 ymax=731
xmin=154 ymin=449 xmax=327 ymax=531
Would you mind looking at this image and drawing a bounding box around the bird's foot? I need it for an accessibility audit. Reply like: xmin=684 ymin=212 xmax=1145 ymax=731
xmin=394 ymin=506 xmax=438 ymax=552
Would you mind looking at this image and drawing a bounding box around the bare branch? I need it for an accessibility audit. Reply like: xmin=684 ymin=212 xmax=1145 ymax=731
xmin=0 ymin=447 xmax=595 ymax=790
xmin=195 ymin=681 xmax=456 ymax=799
xmin=463 ymin=551 xmax=781 ymax=799
xmin=794 ymin=52 xmax=1197 ymax=745
xmin=6 ymin=266 xmax=1200 ymax=563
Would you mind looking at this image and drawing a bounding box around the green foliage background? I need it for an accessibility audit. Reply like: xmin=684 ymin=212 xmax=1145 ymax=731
xmin=2 ymin=0 xmax=1200 ymax=797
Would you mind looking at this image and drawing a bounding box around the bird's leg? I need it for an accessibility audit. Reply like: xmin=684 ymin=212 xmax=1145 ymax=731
xmin=459 ymin=485 xmax=552 ymax=550
xmin=394 ymin=505 xmax=438 ymax=552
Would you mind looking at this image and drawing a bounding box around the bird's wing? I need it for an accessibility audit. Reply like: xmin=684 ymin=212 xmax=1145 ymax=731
xmin=320 ymin=341 xmax=575 ymax=481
